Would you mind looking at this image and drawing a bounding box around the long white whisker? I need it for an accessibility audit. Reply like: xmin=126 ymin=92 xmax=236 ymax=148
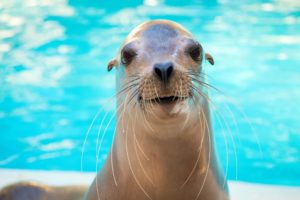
xmin=95 ymin=87 xmax=133 ymax=199
xmin=192 ymin=72 xmax=263 ymax=159
xmin=210 ymin=105 xmax=229 ymax=188
xmin=95 ymin=107 xmax=118 ymax=200
xmin=180 ymin=97 xmax=204 ymax=188
xmin=133 ymin=103 xmax=154 ymax=185
xmin=195 ymin=101 xmax=211 ymax=200
xmin=212 ymin=103 xmax=238 ymax=181
xmin=124 ymin=91 xmax=153 ymax=200
xmin=81 ymin=108 xmax=101 ymax=171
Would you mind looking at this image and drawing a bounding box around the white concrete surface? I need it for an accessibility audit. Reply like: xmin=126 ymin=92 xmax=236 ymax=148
xmin=0 ymin=169 xmax=299 ymax=200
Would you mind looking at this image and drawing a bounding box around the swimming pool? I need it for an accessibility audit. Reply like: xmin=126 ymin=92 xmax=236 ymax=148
xmin=0 ymin=0 xmax=299 ymax=187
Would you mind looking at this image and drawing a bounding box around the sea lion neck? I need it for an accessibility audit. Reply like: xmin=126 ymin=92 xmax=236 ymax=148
xmin=111 ymin=104 xmax=212 ymax=189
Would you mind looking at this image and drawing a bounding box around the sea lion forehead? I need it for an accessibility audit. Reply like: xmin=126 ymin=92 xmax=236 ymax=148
xmin=125 ymin=20 xmax=193 ymax=42
xmin=141 ymin=24 xmax=180 ymax=52
xmin=142 ymin=24 xmax=179 ymax=40
xmin=122 ymin=20 xmax=195 ymax=55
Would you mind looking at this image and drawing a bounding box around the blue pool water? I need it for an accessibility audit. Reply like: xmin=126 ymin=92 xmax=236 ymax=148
xmin=0 ymin=0 xmax=300 ymax=186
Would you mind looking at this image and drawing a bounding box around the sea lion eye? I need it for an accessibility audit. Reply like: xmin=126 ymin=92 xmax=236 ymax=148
xmin=188 ymin=44 xmax=202 ymax=62
xmin=121 ymin=48 xmax=137 ymax=65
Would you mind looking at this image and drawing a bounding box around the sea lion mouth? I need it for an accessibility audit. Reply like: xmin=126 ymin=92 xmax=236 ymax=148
xmin=138 ymin=95 xmax=189 ymax=104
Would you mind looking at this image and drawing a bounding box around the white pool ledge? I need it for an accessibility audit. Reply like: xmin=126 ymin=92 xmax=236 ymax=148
xmin=0 ymin=169 xmax=299 ymax=200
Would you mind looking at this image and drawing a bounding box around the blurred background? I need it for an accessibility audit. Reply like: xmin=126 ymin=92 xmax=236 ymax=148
xmin=0 ymin=0 xmax=299 ymax=186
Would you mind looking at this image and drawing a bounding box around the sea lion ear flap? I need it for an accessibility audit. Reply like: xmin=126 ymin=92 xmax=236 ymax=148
xmin=205 ymin=53 xmax=214 ymax=65
xmin=107 ymin=59 xmax=118 ymax=72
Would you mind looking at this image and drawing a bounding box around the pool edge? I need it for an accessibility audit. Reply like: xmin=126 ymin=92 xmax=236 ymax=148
xmin=0 ymin=168 xmax=299 ymax=200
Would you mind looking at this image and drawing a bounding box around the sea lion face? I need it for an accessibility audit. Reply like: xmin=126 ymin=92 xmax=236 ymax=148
xmin=108 ymin=20 xmax=213 ymax=136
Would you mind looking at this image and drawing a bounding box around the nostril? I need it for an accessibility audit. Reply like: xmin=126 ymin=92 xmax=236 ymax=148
xmin=166 ymin=64 xmax=173 ymax=79
xmin=154 ymin=67 xmax=163 ymax=80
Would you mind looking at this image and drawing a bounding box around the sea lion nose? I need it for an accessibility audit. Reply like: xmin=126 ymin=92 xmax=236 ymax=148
xmin=153 ymin=62 xmax=174 ymax=84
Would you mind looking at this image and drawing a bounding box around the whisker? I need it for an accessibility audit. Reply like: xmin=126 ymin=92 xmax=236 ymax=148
xmin=95 ymin=86 xmax=135 ymax=198
xmin=192 ymin=81 xmax=239 ymax=185
xmin=180 ymin=97 xmax=204 ymax=188
xmin=195 ymin=100 xmax=211 ymax=200
xmin=210 ymin=105 xmax=230 ymax=188
xmin=123 ymin=93 xmax=153 ymax=200
xmin=133 ymin=103 xmax=154 ymax=185
xmin=109 ymin=102 xmax=129 ymax=186
xmin=81 ymin=108 xmax=101 ymax=172
xmin=81 ymin=94 xmax=119 ymax=171
xmin=189 ymin=70 xmax=262 ymax=158
xmin=95 ymin=100 xmax=127 ymax=199
xmin=188 ymin=75 xmax=222 ymax=94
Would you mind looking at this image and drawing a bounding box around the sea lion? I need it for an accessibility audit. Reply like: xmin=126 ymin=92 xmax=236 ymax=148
xmin=0 ymin=182 xmax=87 ymax=200
xmin=85 ymin=20 xmax=229 ymax=200
xmin=0 ymin=20 xmax=229 ymax=200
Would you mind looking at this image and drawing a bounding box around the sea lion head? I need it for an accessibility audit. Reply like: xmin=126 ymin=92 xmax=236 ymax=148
xmin=107 ymin=20 xmax=214 ymax=138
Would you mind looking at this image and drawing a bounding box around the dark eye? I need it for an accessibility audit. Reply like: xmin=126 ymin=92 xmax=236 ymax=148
xmin=188 ymin=44 xmax=202 ymax=62
xmin=187 ymin=40 xmax=202 ymax=62
xmin=121 ymin=48 xmax=137 ymax=65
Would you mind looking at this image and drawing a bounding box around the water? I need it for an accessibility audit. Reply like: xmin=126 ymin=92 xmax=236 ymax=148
xmin=0 ymin=0 xmax=300 ymax=186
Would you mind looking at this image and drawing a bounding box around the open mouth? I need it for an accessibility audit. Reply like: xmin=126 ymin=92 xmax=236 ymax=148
xmin=139 ymin=96 xmax=188 ymax=104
